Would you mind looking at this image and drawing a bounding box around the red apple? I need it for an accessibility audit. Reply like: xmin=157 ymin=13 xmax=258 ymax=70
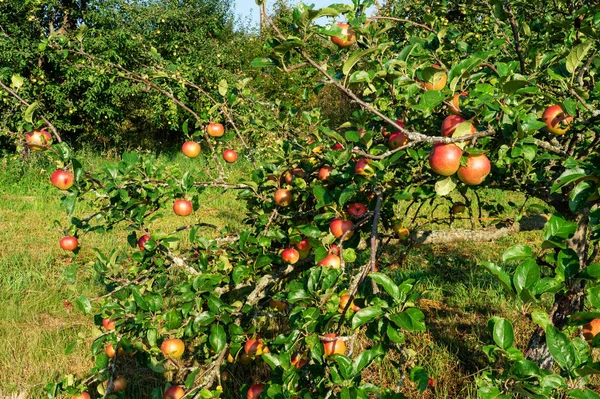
xmin=138 ymin=234 xmax=151 ymax=250
xmin=247 ymin=384 xmax=264 ymax=399
xmin=274 ymin=188 xmax=293 ymax=207
xmin=449 ymin=92 xmax=468 ymax=115
xmin=322 ymin=333 xmax=346 ymax=356
xmin=207 ymin=122 xmax=224 ymax=137
xmin=295 ymin=239 xmax=311 ymax=252
xmin=347 ymin=203 xmax=368 ymax=218
xmin=71 ymin=393 xmax=91 ymax=399
xmin=542 ymin=105 xmax=572 ymax=135
xmin=102 ymin=318 xmax=117 ymax=330
xmin=583 ymin=318 xmax=600 ymax=342
xmin=51 ymin=170 xmax=74 ymax=190
xmin=329 ymin=244 xmax=340 ymax=255
xmin=423 ymin=65 xmax=447 ymax=91
xmin=25 ymin=129 xmax=52 ymax=151
xmin=450 ymin=202 xmax=466 ymax=215
xmin=332 ymin=143 xmax=344 ymax=150
xmin=245 ymin=338 xmax=269 ymax=357
xmin=181 ymin=141 xmax=200 ymax=158
xmin=223 ymin=149 xmax=238 ymax=163
xmin=388 ymin=132 xmax=408 ymax=149
xmin=60 ymin=236 xmax=78 ymax=251
xmin=164 ymin=385 xmax=185 ymax=399
xmin=108 ymin=376 xmax=127 ymax=393
xmin=330 ymin=22 xmax=356 ymax=48
xmin=441 ymin=115 xmax=475 ymax=137
xmin=318 ymin=254 xmax=341 ymax=268
xmin=339 ymin=294 xmax=361 ymax=313
xmin=428 ymin=143 xmax=462 ymax=176
xmin=173 ymin=199 xmax=193 ymax=216
xmin=161 ymin=338 xmax=185 ymax=359
xmin=457 ymin=153 xmax=491 ymax=185
xmin=281 ymin=248 xmax=300 ymax=264
xmin=318 ymin=166 xmax=333 ymax=182
xmin=291 ymin=352 xmax=307 ymax=369
xmin=330 ymin=218 xmax=354 ymax=239
xmin=105 ymin=343 xmax=124 ymax=358
xmin=355 ymin=158 xmax=374 ymax=176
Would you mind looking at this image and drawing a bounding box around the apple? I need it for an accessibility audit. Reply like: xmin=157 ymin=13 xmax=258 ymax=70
xmin=281 ymin=248 xmax=300 ymax=264
xmin=330 ymin=22 xmax=356 ymax=48
xmin=291 ymin=352 xmax=307 ymax=369
xmin=388 ymin=132 xmax=408 ymax=149
xmin=164 ymin=385 xmax=185 ymax=399
xmin=357 ymin=128 xmax=366 ymax=136
xmin=173 ymin=199 xmax=193 ymax=216
xmin=109 ymin=376 xmax=127 ymax=393
xmin=295 ymin=239 xmax=311 ymax=252
xmin=281 ymin=168 xmax=305 ymax=185
xmin=450 ymin=202 xmax=466 ymax=215
xmin=51 ymin=170 xmax=74 ymax=190
xmin=239 ymin=351 xmax=252 ymax=365
xmin=60 ymin=236 xmax=78 ymax=251
xmin=105 ymin=343 xmax=124 ymax=358
xmin=339 ymin=294 xmax=360 ymax=313
xmin=207 ymin=122 xmax=224 ymax=137
xmin=161 ymin=338 xmax=185 ymax=359
xmin=268 ymin=299 xmax=287 ymax=311
xmin=542 ymin=105 xmax=572 ymax=135
xmin=329 ymin=244 xmax=340 ymax=255
xmin=274 ymin=188 xmax=293 ymax=207
xmin=322 ymin=333 xmax=346 ymax=356
xmin=392 ymin=223 xmax=410 ymax=241
xmin=423 ymin=65 xmax=447 ymax=91
xmin=137 ymin=234 xmax=151 ymax=251
xmin=71 ymin=393 xmax=91 ymax=399
xmin=332 ymin=143 xmax=344 ymax=150
xmin=247 ymin=384 xmax=264 ymax=399
xmin=355 ymin=158 xmax=374 ymax=176
xmin=25 ymin=129 xmax=52 ymax=151
xmin=583 ymin=318 xmax=600 ymax=342
xmin=441 ymin=115 xmax=475 ymax=137
xmin=457 ymin=153 xmax=491 ymax=185
xmin=318 ymin=166 xmax=333 ymax=182
xmin=428 ymin=143 xmax=462 ymax=176
xmin=449 ymin=92 xmax=468 ymax=115
xmin=223 ymin=149 xmax=238 ymax=163
xmin=347 ymin=203 xmax=368 ymax=218
xmin=318 ymin=254 xmax=341 ymax=268
xmin=330 ymin=218 xmax=354 ymax=239
xmin=102 ymin=318 xmax=117 ymax=330
xmin=181 ymin=141 xmax=200 ymax=158
xmin=245 ymin=338 xmax=269 ymax=357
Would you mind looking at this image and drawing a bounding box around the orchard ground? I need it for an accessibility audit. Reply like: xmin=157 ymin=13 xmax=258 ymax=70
xmin=1 ymin=150 xmax=594 ymax=398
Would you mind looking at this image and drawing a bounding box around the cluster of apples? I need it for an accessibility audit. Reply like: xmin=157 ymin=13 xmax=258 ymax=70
xmin=181 ymin=122 xmax=238 ymax=163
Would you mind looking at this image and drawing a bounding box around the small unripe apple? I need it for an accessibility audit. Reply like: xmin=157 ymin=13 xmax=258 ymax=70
xmin=138 ymin=234 xmax=151 ymax=250
xmin=51 ymin=169 xmax=74 ymax=190
xmin=322 ymin=333 xmax=346 ymax=356
xmin=330 ymin=22 xmax=356 ymax=48
xmin=207 ymin=122 xmax=224 ymax=137
xmin=318 ymin=166 xmax=333 ymax=182
xmin=330 ymin=218 xmax=354 ymax=239
xmin=274 ymin=188 xmax=293 ymax=207
xmin=181 ymin=141 xmax=200 ymax=158
xmin=457 ymin=154 xmax=491 ymax=185
xmin=223 ymin=149 xmax=238 ymax=163
xmin=102 ymin=318 xmax=117 ymax=330
xmin=281 ymin=248 xmax=300 ymax=264
xmin=542 ymin=105 xmax=572 ymax=135
xmin=428 ymin=143 xmax=462 ymax=176
xmin=583 ymin=318 xmax=600 ymax=342
xmin=60 ymin=236 xmax=79 ymax=251
xmin=163 ymin=385 xmax=185 ymax=399
xmin=161 ymin=338 xmax=185 ymax=359
xmin=347 ymin=203 xmax=368 ymax=218
xmin=318 ymin=254 xmax=341 ymax=268
xmin=25 ymin=129 xmax=52 ymax=151
xmin=173 ymin=199 xmax=193 ymax=216
xmin=247 ymin=383 xmax=264 ymax=399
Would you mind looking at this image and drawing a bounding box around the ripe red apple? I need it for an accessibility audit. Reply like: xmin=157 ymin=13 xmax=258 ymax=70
xmin=274 ymin=188 xmax=293 ymax=207
xmin=355 ymin=158 xmax=374 ymax=176
xmin=428 ymin=143 xmax=462 ymax=176
xmin=583 ymin=318 xmax=600 ymax=342
xmin=388 ymin=132 xmax=408 ymax=149
xmin=281 ymin=248 xmax=300 ymax=264
xmin=108 ymin=376 xmax=127 ymax=393
xmin=330 ymin=218 xmax=354 ymax=239
xmin=102 ymin=318 xmax=117 ymax=330
xmin=542 ymin=105 xmax=572 ymax=135
xmin=330 ymin=22 xmax=356 ymax=48
xmin=339 ymin=294 xmax=360 ymax=313
xmin=51 ymin=169 xmax=74 ymax=190
xmin=164 ymin=385 xmax=185 ymax=399
xmin=25 ymin=129 xmax=52 ymax=151
xmin=450 ymin=202 xmax=466 ymax=215
xmin=207 ymin=122 xmax=224 ymax=137
xmin=318 ymin=254 xmax=341 ymax=268
xmin=138 ymin=234 xmax=151 ymax=250
xmin=322 ymin=333 xmax=346 ymax=356
xmin=295 ymin=239 xmax=311 ymax=252
xmin=457 ymin=153 xmax=491 ymax=185
xmin=347 ymin=203 xmax=368 ymax=218
xmin=291 ymin=352 xmax=307 ymax=369
xmin=449 ymin=92 xmax=468 ymax=115
xmin=173 ymin=199 xmax=193 ymax=216
xmin=105 ymin=343 xmax=124 ymax=358
xmin=423 ymin=65 xmax=447 ymax=91
xmin=247 ymin=384 xmax=264 ymax=399
xmin=329 ymin=244 xmax=340 ymax=255
xmin=223 ymin=149 xmax=238 ymax=163
xmin=181 ymin=141 xmax=200 ymax=158
xmin=60 ymin=236 xmax=79 ymax=251
xmin=161 ymin=338 xmax=185 ymax=359
xmin=441 ymin=115 xmax=475 ymax=137
xmin=71 ymin=393 xmax=91 ymax=399
xmin=318 ymin=166 xmax=333 ymax=182
xmin=245 ymin=338 xmax=269 ymax=357
xmin=332 ymin=143 xmax=344 ymax=150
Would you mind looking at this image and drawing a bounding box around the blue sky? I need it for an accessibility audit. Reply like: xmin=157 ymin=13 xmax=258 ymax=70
xmin=233 ymin=0 xmax=359 ymax=27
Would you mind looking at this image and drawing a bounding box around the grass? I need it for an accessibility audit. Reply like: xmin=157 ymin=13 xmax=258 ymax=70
xmin=0 ymin=150 xmax=591 ymax=398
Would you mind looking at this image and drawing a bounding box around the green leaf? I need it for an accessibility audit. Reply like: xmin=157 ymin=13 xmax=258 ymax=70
xmin=251 ymin=57 xmax=275 ymax=68
xmin=552 ymin=168 xmax=588 ymax=193
xmin=209 ymin=324 xmax=226 ymax=353
xmin=75 ymin=296 xmax=91 ymax=314
xmin=543 ymin=215 xmax=577 ymax=241
xmin=502 ymin=245 xmax=533 ymax=262
xmin=493 ymin=318 xmax=514 ymax=349
xmin=351 ymin=307 xmax=384 ymax=329
xmin=343 ymin=47 xmax=381 ymax=76
xmin=352 ymin=346 xmax=384 ymax=375
xmin=434 ymin=176 xmax=456 ymax=196
xmin=579 ymin=263 xmax=600 ymax=280
xmin=132 ymin=288 xmax=149 ymax=311
xmin=480 ymin=262 xmax=514 ymax=294
xmin=386 ymin=324 xmax=405 ymax=343
xmin=513 ymin=259 xmax=540 ymax=294
xmin=218 ymin=79 xmax=228 ymax=97
xmin=11 ymin=74 xmax=24 ymax=89
xmin=369 ymin=273 xmax=400 ymax=300
xmin=164 ymin=309 xmax=183 ymax=330
xmin=389 ymin=308 xmax=426 ymax=332
xmin=566 ymin=40 xmax=594 ymax=74
xmin=338 ymin=185 xmax=357 ymax=206
xmin=569 ymin=389 xmax=600 ymax=399
xmin=23 ymin=101 xmax=38 ymax=124
xmin=331 ymin=354 xmax=353 ymax=379
xmin=409 ymin=366 xmax=429 ymax=392
xmin=546 ymin=325 xmax=577 ymax=371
